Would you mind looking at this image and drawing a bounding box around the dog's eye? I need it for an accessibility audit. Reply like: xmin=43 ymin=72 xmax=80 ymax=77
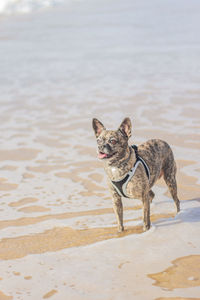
xmin=110 ymin=139 xmax=117 ymax=145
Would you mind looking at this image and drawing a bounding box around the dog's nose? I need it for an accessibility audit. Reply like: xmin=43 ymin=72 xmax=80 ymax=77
xmin=104 ymin=144 xmax=112 ymax=152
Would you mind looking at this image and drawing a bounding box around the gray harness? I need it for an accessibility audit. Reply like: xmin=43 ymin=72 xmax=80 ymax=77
xmin=111 ymin=145 xmax=150 ymax=198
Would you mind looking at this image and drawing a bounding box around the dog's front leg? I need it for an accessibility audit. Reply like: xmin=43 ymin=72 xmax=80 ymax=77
xmin=143 ymin=193 xmax=151 ymax=231
xmin=109 ymin=184 xmax=124 ymax=232
xmin=112 ymin=193 xmax=124 ymax=232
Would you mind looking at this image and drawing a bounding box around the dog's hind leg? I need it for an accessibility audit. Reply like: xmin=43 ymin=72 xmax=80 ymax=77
xmin=165 ymin=175 xmax=180 ymax=212
xmin=163 ymin=154 xmax=180 ymax=213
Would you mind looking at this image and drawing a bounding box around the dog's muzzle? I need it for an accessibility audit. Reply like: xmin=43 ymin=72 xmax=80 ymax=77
xmin=98 ymin=144 xmax=115 ymax=159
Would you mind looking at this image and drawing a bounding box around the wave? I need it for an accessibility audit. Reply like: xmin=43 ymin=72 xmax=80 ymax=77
xmin=0 ymin=0 xmax=63 ymax=15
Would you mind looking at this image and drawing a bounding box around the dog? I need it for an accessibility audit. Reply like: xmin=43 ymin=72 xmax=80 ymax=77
xmin=92 ymin=117 xmax=180 ymax=232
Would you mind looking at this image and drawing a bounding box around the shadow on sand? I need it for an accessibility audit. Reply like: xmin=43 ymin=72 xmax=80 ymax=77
xmin=153 ymin=198 xmax=200 ymax=228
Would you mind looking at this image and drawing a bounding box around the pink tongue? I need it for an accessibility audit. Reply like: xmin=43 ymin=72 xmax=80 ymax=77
xmin=98 ymin=152 xmax=108 ymax=159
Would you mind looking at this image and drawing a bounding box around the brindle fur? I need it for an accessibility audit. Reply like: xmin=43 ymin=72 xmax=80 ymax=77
xmin=92 ymin=117 xmax=180 ymax=232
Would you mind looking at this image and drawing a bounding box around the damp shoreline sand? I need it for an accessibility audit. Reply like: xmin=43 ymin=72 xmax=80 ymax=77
xmin=0 ymin=0 xmax=200 ymax=299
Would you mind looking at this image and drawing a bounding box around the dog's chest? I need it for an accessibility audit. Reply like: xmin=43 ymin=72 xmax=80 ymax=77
xmin=106 ymin=164 xmax=148 ymax=199
xmin=105 ymin=165 xmax=127 ymax=181
xmin=110 ymin=166 xmax=120 ymax=178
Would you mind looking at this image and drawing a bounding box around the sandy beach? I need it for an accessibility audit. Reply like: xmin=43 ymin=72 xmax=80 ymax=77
xmin=0 ymin=0 xmax=200 ymax=299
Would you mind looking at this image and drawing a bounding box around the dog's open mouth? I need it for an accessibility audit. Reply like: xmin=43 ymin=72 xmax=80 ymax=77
xmin=98 ymin=152 xmax=115 ymax=159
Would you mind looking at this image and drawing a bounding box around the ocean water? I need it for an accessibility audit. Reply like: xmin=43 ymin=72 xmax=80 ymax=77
xmin=0 ymin=0 xmax=200 ymax=299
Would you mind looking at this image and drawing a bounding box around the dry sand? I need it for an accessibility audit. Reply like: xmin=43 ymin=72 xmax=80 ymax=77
xmin=0 ymin=0 xmax=200 ymax=299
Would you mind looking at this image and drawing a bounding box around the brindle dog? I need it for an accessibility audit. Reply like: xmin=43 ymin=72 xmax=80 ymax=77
xmin=92 ymin=117 xmax=180 ymax=232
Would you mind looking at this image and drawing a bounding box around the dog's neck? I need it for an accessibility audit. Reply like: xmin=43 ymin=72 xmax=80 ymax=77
xmin=103 ymin=146 xmax=136 ymax=181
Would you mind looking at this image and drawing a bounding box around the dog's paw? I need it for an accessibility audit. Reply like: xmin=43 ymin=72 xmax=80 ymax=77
xmin=118 ymin=225 xmax=124 ymax=233
xmin=143 ymin=223 xmax=151 ymax=232
xmin=176 ymin=203 xmax=180 ymax=213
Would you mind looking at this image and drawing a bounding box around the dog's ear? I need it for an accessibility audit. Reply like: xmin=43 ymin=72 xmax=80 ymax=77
xmin=118 ymin=118 xmax=132 ymax=139
xmin=92 ymin=118 xmax=106 ymax=138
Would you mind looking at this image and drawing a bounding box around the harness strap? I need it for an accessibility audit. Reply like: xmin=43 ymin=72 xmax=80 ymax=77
xmin=132 ymin=145 xmax=150 ymax=179
xmin=110 ymin=173 xmax=130 ymax=198
xmin=111 ymin=145 xmax=150 ymax=198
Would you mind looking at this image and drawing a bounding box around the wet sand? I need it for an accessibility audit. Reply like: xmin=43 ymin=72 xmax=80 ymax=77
xmin=0 ymin=0 xmax=200 ymax=299
xmin=149 ymin=255 xmax=200 ymax=290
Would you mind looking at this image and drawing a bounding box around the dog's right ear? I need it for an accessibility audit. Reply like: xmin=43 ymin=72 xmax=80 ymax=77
xmin=118 ymin=117 xmax=132 ymax=139
xmin=92 ymin=118 xmax=106 ymax=138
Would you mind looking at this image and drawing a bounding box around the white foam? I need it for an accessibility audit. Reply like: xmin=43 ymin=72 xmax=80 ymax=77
xmin=0 ymin=0 xmax=63 ymax=15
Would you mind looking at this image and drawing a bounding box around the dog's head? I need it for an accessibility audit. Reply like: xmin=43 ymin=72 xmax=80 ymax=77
xmin=92 ymin=118 xmax=132 ymax=161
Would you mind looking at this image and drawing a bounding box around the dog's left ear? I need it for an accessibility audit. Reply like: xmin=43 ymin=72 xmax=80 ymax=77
xmin=92 ymin=118 xmax=106 ymax=138
xmin=118 ymin=117 xmax=132 ymax=139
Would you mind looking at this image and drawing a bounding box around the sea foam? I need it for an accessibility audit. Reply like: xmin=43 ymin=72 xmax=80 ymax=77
xmin=0 ymin=0 xmax=63 ymax=15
